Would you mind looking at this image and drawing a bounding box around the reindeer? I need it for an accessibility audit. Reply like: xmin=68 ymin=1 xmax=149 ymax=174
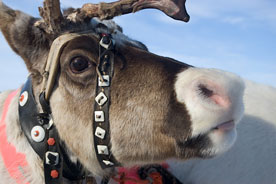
xmin=0 ymin=0 xmax=245 ymax=183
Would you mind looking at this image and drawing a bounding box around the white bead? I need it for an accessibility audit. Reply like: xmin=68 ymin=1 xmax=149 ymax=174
xmin=97 ymin=145 xmax=109 ymax=155
xmin=103 ymin=160 xmax=114 ymax=166
xmin=95 ymin=92 xmax=108 ymax=106
xmin=95 ymin=127 xmax=106 ymax=139
xmin=95 ymin=111 xmax=104 ymax=122
xmin=98 ymin=75 xmax=110 ymax=87
xmin=19 ymin=91 xmax=28 ymax=106
xmin=31 ymin=126 xmax=45 ymax=142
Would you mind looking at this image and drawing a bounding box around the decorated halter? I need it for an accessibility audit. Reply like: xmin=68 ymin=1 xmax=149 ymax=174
xmin=18 ymin=32 xmax=119 ymax=184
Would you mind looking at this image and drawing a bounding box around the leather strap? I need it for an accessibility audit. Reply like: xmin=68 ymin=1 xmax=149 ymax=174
xmin=19 ymin=77 xmax=85 ymax=183
xmin=93 ymin=34 xmax=120 ymax=169
xmin=40 ymin=33 xmax=83 ymax=101
xmin=43 ymin=124 xmax=64 ymax=184
xmin=19 ymin=78 xmax=48 ymax=157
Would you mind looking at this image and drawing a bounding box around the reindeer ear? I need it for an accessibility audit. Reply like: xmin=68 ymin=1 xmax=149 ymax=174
xmin=0 ymin=1 xmax=49 ymax=76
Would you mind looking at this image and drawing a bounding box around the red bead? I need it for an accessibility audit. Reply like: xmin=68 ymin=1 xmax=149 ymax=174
xmin=20 ymin=95 xmax=24 ymax=102
xmin=47 ymin=138 xmax=56 ymax=146
xmin=34 ymin=130 xmax=39 ymax=137
xmin=51 ymin=170 xmax=59 ymax=179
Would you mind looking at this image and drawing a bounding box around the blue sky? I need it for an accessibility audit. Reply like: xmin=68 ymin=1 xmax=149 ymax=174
xmin=0 ymin=0 xmax=275 ymax=91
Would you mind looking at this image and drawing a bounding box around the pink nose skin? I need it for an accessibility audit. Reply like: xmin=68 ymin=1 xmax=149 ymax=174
xmin=198 ymin=83 xmax=231 ymax=108
xmin=210 ymin=94 xmax=230 ymax=108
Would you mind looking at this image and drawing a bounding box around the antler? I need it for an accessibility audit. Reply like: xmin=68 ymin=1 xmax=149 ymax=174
xmin=36 ymin=0 xmax=189 ymax=35
xmin=79 ymin=0 xmax=190 ymax=22
xmin=37 ymin=0 xmax=65 ymax=34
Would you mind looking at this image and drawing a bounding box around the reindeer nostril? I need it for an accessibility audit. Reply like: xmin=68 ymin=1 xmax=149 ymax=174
xmin=198 ymin=84 xmax=213 ymax=98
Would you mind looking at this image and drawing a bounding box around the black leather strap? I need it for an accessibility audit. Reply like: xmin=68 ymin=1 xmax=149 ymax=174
xmin=93 ymin=34 xmax=120 ymax=169
xmin=39 ymin=92 xmax=52 ymax=114
xmin=19 ymin=77 xmax=48 ymax=158
xmin=43 ymin=126 xmax=64 ymax=184
xmin=19 ymin=77 xmax=85 ymax=183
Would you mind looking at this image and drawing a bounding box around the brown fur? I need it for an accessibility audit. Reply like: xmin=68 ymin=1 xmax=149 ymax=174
xmin=0 ymin=2 xmax=220 ymax=183
xmin=50 ymin=35 xmax=192 ymax=175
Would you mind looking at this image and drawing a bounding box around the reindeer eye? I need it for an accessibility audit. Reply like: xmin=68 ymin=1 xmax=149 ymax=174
xmin=70 ymin=57 xmax=90 ymax=73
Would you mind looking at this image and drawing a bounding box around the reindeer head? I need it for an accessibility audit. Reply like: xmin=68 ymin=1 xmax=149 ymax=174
xmin=0 ymin=0 xmax=244 ymax=178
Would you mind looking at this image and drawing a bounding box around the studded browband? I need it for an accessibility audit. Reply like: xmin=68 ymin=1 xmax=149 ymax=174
xmin=18 ymin=33 xmax=120 ymax=184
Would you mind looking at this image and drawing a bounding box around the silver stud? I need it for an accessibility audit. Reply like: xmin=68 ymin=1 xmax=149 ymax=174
xmin=100 ymin=37 xmax=114 ymax=49
xmin=95 ymin=92 xmax=108 ymax=106
xmin=19 ymin=91 xmax=28 ymax=106
xmin=97 ymin=145 xmax=109 ymax=155
xmin=95 ymin=127 xmax=106 ymax=139
xmin=103 ymin=160 xmax=114 ymax=166
xmin=95 ymin=111 xmax=104 ymax=122
xmin=46 ymin=118 xmax=54 ymax=130
xmin=98 ymin=75 xmax=110 ymax=87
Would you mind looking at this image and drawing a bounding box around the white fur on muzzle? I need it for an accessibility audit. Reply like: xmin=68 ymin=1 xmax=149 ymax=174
xmin=175 ymin=67 xmax=245 ymax=156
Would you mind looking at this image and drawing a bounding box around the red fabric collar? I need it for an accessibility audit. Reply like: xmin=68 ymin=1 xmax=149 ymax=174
xmin=0 ymin=90 xmax=30 ymax=184
xmin=115 ymin=163 xmax=169 ymax=184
